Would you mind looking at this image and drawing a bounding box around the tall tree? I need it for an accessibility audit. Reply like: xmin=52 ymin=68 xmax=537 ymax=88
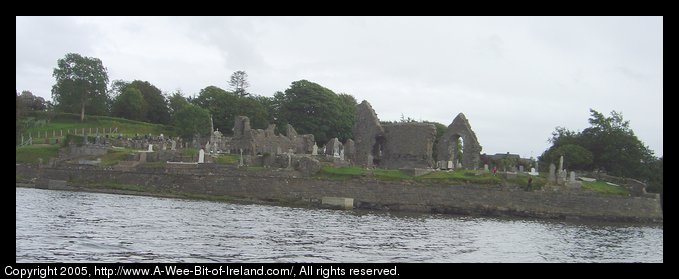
xmin=540 ymin=109 xmax=657 ymax=182
xmin=174 ymin=104 xmax=211 ymax=141
xmin=111 ymin=87 xmax=146 ymax=121
xmin=18 ymin=90 xmax=47 ymax=111
xmin=168 ymin=90 xmax=191 ymax=124
xmin=276 ymin=80 xmax=356 ymax=144
xmin=128 ymin=80 xmax=170 ymax=125
xmin=52 ymin=53 xmax=109 ymax=121
xmin=192 ymin=86 xmax=238 ymax=133
xmin=228 ymin=70 xmax=250 ymax=97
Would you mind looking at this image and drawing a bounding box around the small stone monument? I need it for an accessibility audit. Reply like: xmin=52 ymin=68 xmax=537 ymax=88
xmin=148 ymin=144 xmax=153 ymax=152
xmin=162 ymin=142 xmax=167 ymax=151
xmin=312 ymin=144 xmax=318 ymax=155
xmin=569 ymin=171 xmax=576 ymax=182
xmin=519 ymin=165 xmax=524 ymax=172
xmin=198 ymin=149 xmax=205 ymax=163
xmin=558 ymin=155 xmax=564 ymax=172
xmin=340 ymin=148 xmax=345 ymax=160
xmin=205 ymin=141 xmax=211 ymax=154
xmin=239 ymin=148 xmax=244 ymax=166
xmin=171 ymin=140 xmax=177 ymax=151
xmin=447 ymin=161 xmax=453 ymax=169
xmin=549 ymin=163 xmax=556 ymax=183
xmin=484 ymin=164 xmax=489 ymax=172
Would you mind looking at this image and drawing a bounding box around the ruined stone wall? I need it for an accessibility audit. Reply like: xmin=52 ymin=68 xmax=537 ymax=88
xmin=352 ymin=101 xmax=384 ymax=167
xmin=381 ymin=123 xmax=436 ymax=169
xmin=437 ymin=113 xmax=482 ymax=169
xmin=24 ymin=164 xmax=663 ymax=223
xmin=228 ymin=117 xmax=315 ymax=155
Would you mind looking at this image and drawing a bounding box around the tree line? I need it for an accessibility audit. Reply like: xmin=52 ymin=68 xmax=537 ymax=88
xmin=18 ymin=53 xmax=662 ymax=194
xmin=21 ymin=53 xmax=356 ymax=145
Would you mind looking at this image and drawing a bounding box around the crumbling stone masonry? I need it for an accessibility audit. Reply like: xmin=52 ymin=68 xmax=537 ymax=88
xmin=352 ymin=101 xmax=385 ymax=167
xmin=381 ymin=123 xmax=437 ymax=169
xmin=229 ymin=116 xmax=316 ymax=155
xmin=436 ymin=113 xmax=482 ymax=170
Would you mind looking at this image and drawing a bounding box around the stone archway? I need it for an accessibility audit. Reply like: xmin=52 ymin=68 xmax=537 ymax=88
xmin=436 ymin=113 xmax=482 ymax=169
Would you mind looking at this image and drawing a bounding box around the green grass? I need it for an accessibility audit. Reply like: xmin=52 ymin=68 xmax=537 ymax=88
xmin=20 ymin=112 xmax=175 ymax=139
xmin=320 ymin=166 xmax=365 ymax=176
xmin=15 ymin=144 xmax=60 ymax=163
xmin=100 ymin=149 xmax=135 ymax=166
xmin=214 ymin=154 xmax=239 ymax=165
xmin=507 ymin=175 xmax=546 ymax=190
xmin=582 ymin=181 xmax=630 ymax=195
xmin=180 ymin=148 xmax=199 ymax=157
xmin=416 ymin=170 xmax=502 ymax=184
xmin=373 ymin=169 xmax=412 ymax=180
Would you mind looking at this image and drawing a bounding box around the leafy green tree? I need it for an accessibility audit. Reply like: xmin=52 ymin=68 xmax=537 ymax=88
xmin=275 ymin=80 xmax=356 ymax=144
xmin=111 ymin=87 xmax=145 ymax=121
xmin=18 ymin=90 xmax=47 ymax=111
xmin=174 ymin=104 xmax=211 ymax=140
xmin=168 ymin=90 xmax=191 ymax=123
xmin=541 ymin=144 xmax=593 ymax=170
xmin=52 ymin=53 xmax=109 ymax=121
xmin=192 ymin=86 xmax=238 ymax=133
xmin=540 ymin=109 xmax=658 ymax=186
xmin=228 ymin=70 xmax=250 ymax=97
xmin=128 ymin=80 xmax=170 ymax=125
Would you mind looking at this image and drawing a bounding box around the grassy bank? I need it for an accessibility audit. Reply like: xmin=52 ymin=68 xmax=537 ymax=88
xmin=20 ymin=112 xmax=175 ymax=139
xmin=15 ymin=144 xmax=60 ymax=163
xmin=583 ymin=181 xmax=630 ymax=195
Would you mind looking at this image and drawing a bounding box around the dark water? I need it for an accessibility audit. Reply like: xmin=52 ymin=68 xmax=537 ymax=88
xmin=16 ymin=187 xmax=662 ymax=262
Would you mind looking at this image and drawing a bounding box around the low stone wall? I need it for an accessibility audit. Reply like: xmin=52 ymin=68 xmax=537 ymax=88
xmin=17 ymin=164 xmax=663 ymax=223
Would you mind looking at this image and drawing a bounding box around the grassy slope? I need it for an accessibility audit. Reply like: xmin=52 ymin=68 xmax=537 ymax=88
xmin=21 ymin=112 xmax=174 ymax=138
xmin=582 ymin=181 xmax=630 ymax=195
xmin=17 ymin=113 xmax=174 ymax=164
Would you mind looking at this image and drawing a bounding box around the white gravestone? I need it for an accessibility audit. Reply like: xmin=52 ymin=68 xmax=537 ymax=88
xmin=198 ymin=149 xmax=205 ymax=163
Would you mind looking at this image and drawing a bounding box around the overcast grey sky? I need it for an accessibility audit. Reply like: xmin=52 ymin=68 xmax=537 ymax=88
xmin=16 ymin=16 xmax=663 ymax=158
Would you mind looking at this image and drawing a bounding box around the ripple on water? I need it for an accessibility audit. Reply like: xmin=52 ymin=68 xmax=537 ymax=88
xmin=16 ymin=188 xmax=663 ymax=262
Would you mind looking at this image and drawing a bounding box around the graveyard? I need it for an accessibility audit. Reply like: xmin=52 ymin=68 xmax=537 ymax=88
xmin=15 ymin=102 xmax=662 ymax=223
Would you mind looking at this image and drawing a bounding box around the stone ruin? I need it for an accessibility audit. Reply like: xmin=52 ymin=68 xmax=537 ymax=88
xmin=381 ymin=123 xmax=437 ymax=169
xmin=352 ymin=100 xmax=385 ymax=167
xmin=351 ymin=100 xmax=480 ymax=170
xmin=228 ymin=116 xmax=316 ymax=156
xmin=436 ymin=113 xmax=482 ymax=170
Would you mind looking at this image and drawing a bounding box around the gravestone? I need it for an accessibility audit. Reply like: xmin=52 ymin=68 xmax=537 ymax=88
xmin=312 ymin=144 xmax=318 ymax=155
xmin=162 ymin=142 xmax=167 ymax=151
xmin=557 ymin=169 xmax=566 ymax=185
xmin=569 ymin=171 xmax=576 ymax=183
xmin=447 ymin=161 xmax=453 ymax=169
xmin=171 ymin=140 xmax=176 ymax=151
xmin=456 ymin=161 xmax=462 ymax=169
xmin=519 ymin=165 xmax=524 ymax=172
xmin=549 ymin=163 xmax=556 ymax=183
xmin=558 ymin=155 xmax=564 ymax=172
xmin=205 ymin=142 xmax=211 ymax=154
xmin=340 ymin=148 xmax=345 ymax=160
xmin=484 ymin=164 xmax=489 ymax=172
xmin=239 ymin=149 xmax=244 ymax=166
xmin=148 ymin=144 xmax=153 ymax=152
xmin=287 ymin=153 xmax=292 ymax=169
xmin=198 ymin=149 xmax=205 ymax=163
xmin=529 ymin=167 xmax=538 ymax=176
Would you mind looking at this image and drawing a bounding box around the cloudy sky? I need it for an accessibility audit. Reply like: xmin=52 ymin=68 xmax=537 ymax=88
xmin=16 ymin=16 xmax=663 ymax=158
